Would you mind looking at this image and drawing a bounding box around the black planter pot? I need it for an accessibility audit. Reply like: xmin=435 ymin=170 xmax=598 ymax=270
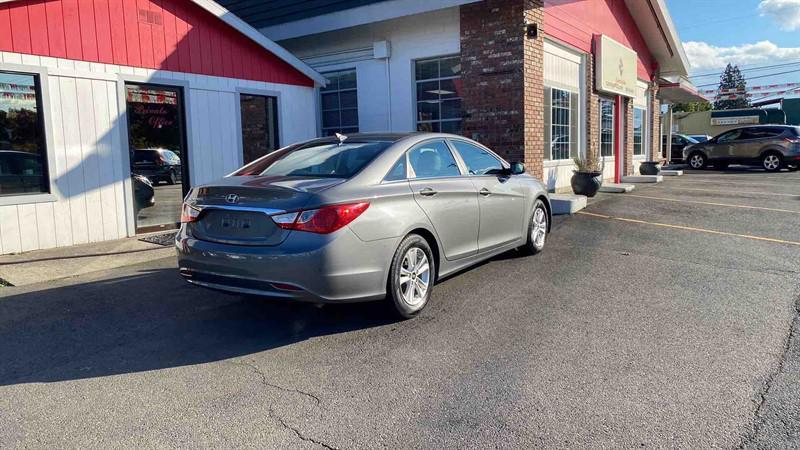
xmin=571 ymin=171 xmax=603 ymax=197
xmin=639 ymin=161 xmax=662 ymax=175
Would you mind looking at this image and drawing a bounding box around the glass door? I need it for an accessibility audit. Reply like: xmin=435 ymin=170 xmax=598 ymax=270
xmin=125 ymin=83 xmax=188 ymax=233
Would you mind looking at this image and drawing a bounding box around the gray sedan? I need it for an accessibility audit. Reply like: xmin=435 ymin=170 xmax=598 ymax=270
xmin=176 ymin=133 xmax=551 ymax=318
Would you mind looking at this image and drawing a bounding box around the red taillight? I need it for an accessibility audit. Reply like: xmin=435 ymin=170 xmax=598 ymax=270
xmin=784 ymin=137 xmax=800 ymax=144
xmin=271 ymin=202 xmax=369 ymax=234
xmin=181 ymin=203 xmax=201 ymax=223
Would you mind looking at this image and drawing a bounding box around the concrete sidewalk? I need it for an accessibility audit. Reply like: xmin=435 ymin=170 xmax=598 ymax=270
xmin=0 ymin=234 xmax=175 ymax=287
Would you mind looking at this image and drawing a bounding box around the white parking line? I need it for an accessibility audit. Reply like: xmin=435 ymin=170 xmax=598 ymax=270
xmin=675 ymin=178 xmax=797 ymax=188
xmin=656 ymin=187 xmax=798 ymax=198
xmin=624 ymin=194 xmax=800 ymax=214
xmin=577 ymin=211 xmax=800 ymax=247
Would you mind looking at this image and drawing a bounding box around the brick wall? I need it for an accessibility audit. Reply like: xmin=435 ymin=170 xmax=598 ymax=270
xmin=650 ymin=82 xmax=662 ymax=161
xmin=522 ymin=0 xmax=545 ymax=179
xmin=585 ymin=53 xmax=600 ymax=162
xmin=624 ymin=98 xmax=634 ymax=175
xmin=460 ymin=0 xmax=545 ymax=178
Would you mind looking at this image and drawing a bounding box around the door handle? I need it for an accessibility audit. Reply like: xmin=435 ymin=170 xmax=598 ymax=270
xmin=419 ymin=187 xmax=438 ymax=196
xmin=479 ymin=188 xmax=491 ymax=196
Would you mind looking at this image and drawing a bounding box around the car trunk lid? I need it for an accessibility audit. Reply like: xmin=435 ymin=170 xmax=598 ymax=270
xmin=189 ymin=176 xmax=344 ymax=246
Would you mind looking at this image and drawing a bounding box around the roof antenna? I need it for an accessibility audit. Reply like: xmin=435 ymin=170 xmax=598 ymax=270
xmin=335 ymin=132 xmax=347 ymax=145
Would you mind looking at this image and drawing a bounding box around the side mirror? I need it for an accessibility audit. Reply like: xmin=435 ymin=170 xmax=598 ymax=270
xmin=510 ymin=162 xmax=525 ymax=175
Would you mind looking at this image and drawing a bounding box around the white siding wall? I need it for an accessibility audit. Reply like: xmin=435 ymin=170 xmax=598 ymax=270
xmin=543 ymin=41 xmax=586 ymax=192
xmin=0 ymin=51 xmax=317 ymax=255
xmin=281 ymin=7 xmax=461 ymax=134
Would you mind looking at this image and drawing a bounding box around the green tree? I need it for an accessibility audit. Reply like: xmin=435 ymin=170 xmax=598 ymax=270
xmin=673 ymin=102 xmax=712 ymax=113
xmin=713 ymin=64 xmax=750 ymax=110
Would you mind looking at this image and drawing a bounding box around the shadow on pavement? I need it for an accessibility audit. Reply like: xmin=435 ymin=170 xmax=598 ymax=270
xmin=0 ymin=268 xmax=395 ymax=386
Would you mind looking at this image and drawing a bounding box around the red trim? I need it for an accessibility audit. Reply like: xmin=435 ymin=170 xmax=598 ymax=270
xmin=0 ymin=0 xmax=312 ymax=87
xmin=544 ymin=0 xmax=658 ymax=80
xmin=614 ymin=96 xmax=623 ymax=183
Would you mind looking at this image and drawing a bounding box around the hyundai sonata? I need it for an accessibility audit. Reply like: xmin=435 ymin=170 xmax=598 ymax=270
xmin=176 ymin=133 xmax=551 ymax=318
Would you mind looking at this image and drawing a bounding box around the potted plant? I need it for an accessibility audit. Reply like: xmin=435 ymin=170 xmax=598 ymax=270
xmin=639 ymin=160 xmax=662 ymax=175
xmin=571 ymin=154 xmax=603 ymax=197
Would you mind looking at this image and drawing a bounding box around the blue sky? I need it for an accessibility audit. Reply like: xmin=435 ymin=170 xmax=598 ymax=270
xmin=666 ymin=0 xmax=800 ymax=98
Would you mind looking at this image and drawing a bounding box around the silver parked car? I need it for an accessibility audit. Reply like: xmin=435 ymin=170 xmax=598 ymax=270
xmin=176 ymin=133 xmax=551 ymax=318
xmin=683 ymin=125 xmax=800 ymax=172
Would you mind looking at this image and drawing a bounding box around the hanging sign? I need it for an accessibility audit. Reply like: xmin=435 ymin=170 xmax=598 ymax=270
xmin=595 ymin=35 xmax=637 ymax=98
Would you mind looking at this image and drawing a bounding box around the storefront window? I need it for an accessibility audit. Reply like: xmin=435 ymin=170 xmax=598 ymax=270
xmin=415 ymin=55 xmax=462 ymax=134
xmin=545 ymin=87 xmax=579 ymax=160
xmin=0 ymin=71 xmax=49 ymax=196
xmin=126 ymin=83 xmax=187 ymax=232
xmin=240 ymin=94 xmax=279 ymax=164
xmin=633 ymin=107 xmax=645 ymax=156
xmin=321 ymin=70 xmax=358 ymax=136
xmin=599 ymin=99 xmax=614 ymax=157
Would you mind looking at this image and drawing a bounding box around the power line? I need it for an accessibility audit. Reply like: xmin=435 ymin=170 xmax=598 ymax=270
xmin=690 ymin=61 xmax=800 ymax=79
xmin=695 ymin=68 xmax=800 ymax=87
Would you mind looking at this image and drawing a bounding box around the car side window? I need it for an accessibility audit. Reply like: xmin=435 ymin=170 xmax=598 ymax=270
xmin=672 ymin=136 xmax=684 ymax=146
xmin=384 ymin=157 xmax=407 ymax=181
xmin=717 ymin=130 xmax=742 ymax=143
xmin=408 ymin=140 xmax=461 ymax=179
xmin=450 ymin=140 xmax=504 ymax=175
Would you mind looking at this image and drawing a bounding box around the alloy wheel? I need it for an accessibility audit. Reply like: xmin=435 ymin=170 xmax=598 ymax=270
xmin=763 ymin=154 xmax=781 ymax=171
xmin=689 ymin=154 xmax=704 ymax=169
xmin=399 ymin=247 xmax=430 ymax=308
xmin=531 ymin=207 xmax=547 ymax=248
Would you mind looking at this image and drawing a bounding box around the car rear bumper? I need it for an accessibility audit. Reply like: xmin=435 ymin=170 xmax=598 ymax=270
xmin=175 ymin=225 xmax=397 ymax=303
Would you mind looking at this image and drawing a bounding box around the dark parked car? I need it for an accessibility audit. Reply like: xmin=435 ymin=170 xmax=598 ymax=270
xmin=689 ymin=134 xmax=712 ymax=143
xmin=133 ymin=174 xmax=155 ymax=213
xmin=0 ymin=150 xmax=46 ymax=194
xmin=132 ymin=148 xmax=182 ymax=185
xmin=662 ymin=133 xmax=699 ymax=163
xmin=683 ymin=125 xmax=800 ymax=172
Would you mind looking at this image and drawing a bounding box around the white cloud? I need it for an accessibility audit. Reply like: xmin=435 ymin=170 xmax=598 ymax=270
xmin=683 ymin=40 xmax=800 ymax=72
xmin=758 ymin=0 xmax=800 ymax=31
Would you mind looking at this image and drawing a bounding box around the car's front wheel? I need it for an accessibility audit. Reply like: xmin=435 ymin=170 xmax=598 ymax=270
xmin=387 ymin=234 xmax=435 ymax=319
xmin=688 ymin=152 xmax=707 ymax=169
xmin=520 ymin=199 xmax=548 ymax=255
xmin=762 ymin=152 xmax=783 ymax=172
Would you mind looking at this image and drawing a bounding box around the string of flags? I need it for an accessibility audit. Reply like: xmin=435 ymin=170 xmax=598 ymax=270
xmin=699 ymin=82 xmax=800 ymax=96
xmin=126 ymin=88 xmax=178 ymax=105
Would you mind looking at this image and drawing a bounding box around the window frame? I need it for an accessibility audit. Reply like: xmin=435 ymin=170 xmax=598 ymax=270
xmin=599 ymin=97 xmax=615 ymax=158
xmin=319 ymin=69 xmax=359 ymax=136
xmin=633 ymin=106 xmax=645 ymax=157
xmin=0 ymin=63 xmax=57 ymax=206
xmin=234 ymin=87 xmax=283 ymax=168
xmin=405 ymin=138 xmax=466 ymax=181
xmin=546 ymin=87 xmax=578 ymax=161
xmin=413 ymin=55 xmax=463 ymax=134
xmin=447 ymin=138 xmax=508 ymax=177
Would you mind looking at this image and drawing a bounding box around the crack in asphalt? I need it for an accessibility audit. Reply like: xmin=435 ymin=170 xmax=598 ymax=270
xmin=738 ymin=292 xmax=800 ymax=449
xmin=228 ymin=360 xmax=338 ymax=449
xmin=230 ymin=360 xmax=322 ymax=406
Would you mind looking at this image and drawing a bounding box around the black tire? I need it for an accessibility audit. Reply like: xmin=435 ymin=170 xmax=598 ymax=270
xmin=687 ymin=152 xmax=707 ymax=170
xmin=761 ymin=152 xmax=783 ymax=172
xmin=387 ymin=234 xmax=435 ymax=319
xmin=167 ymin=170 xmax=178 ymax=185
xmin=520 ymin=199 xmax=548 ymax=255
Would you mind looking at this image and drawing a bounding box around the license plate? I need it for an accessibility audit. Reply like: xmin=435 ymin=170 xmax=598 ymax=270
xmin=220 ymin=216 xmax=252 ymax=230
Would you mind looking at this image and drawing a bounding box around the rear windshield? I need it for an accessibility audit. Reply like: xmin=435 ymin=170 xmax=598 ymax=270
xmin=233 ymin=141 xmax=392 ymax=178
xmin=133 ymin=150 xmax=158 ymax=163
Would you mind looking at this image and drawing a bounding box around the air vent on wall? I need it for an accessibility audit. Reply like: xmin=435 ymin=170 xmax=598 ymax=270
xmin=138 ymin=9 xmax=163 ymax=26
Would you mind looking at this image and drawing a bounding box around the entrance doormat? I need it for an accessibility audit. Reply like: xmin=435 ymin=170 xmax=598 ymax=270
xmin=139 ymin=232 xmax=178 ymax=247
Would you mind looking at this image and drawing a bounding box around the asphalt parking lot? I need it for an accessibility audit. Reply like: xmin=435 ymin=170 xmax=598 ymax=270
xmin=1 ymin=167 xmax=798 ymax=448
